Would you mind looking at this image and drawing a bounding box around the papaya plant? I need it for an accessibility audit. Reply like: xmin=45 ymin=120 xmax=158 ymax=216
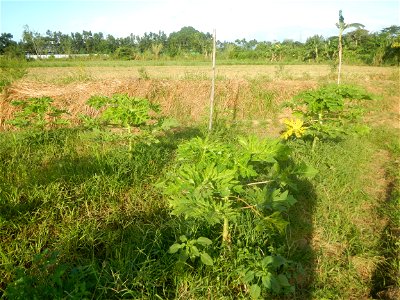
xmin=282 ymin=84 xmax=374 ymax=147
xmin=160 ymin=135 xmax=316 ymax=297
xmin=81 ymin=93 xmax=177 ymax=149
xmin=7 ymin=97 xmax=70 ymax=129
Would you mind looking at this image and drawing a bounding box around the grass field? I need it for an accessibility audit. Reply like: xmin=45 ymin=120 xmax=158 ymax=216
xmin=0 ymin=61 xmax=399 ymax=299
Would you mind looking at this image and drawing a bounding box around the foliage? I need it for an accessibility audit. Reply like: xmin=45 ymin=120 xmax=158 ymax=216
xmin=4 ymin=250 xmax=94 ymax=300
xmin=283 ymin=84 xmax=374 ymax=141
xmin=114 ymin=46 xmax=134 ymax=60
xmin=85 ymin=94 xmax=160 ymax=128
xmin=169 ymin=235 xmax=213 ymax=266
xmin=236 ymin=249 xmax=295 ymax=297
xmin=0 ymin=62 xmax=397 ymax=299
xmin=167 ymin=26 xmax=212 ymax=57
xmin=7 ymin=97 xmax=70 ymax=129
xmin=82 ymin=94 xmax=177 ymax=153
xmin=281 ymin=119 xmax=307 ymax=140
xmin=161 ymin=135 xmax=316 ymax=297
xmin=0 ymin=33 xmax=18 ymax=55
xmin=3 ymin=22 xmax=400 ymax=65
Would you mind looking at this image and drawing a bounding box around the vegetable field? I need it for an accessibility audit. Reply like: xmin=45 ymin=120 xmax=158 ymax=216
xmin=0 ymin=62 xmax=399 ymax=299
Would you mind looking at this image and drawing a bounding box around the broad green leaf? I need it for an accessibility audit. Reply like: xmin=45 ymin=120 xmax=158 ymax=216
xmin=262 ymin=273 xmax=273 ymax=289
xmin=243 ymin=270 xmax=255 ymax=283
xmin=178 ymin=249 xmax=189 ymax=262
xmin=271 ymin=255 xmax=287 ymax=268
xmin=168 ymin=243 xmax=182 ymax=254
xmin=262 ymin=256 xmax=273 ymax=268
xmin=249 ymin=284 xmax=261 ymax=299
xmin=179 ymin=235 xmax=188 ymax=243
xmin=295 ymin=162 xmax=318 ymax=178
xmin=270 ymin=275 xmax=281 ymax=293
xmin=196 ymin=237 xmax=212 ymax=246
xmin=190 ymin=245 xmax=200 ymax=257
xmin=200 ymin=252 xmax=213 ymax=266
xmin=277 ymin=274 xmax=291 ymax=287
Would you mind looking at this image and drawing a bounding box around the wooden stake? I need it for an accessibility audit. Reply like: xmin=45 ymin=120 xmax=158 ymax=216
xmin=208 ymin=29 xmax=216 ymax=131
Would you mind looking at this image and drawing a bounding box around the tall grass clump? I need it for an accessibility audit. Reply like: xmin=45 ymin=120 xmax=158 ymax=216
xmin=0 ymin=58 xmax=27 ymax=92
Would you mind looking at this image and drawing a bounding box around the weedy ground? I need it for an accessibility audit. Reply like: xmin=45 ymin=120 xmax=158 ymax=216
xmin=0 ymin=61 xmax=399 ymax=299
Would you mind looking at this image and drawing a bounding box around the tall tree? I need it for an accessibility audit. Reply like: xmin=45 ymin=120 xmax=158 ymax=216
xmin=336 ymin=10 xmax=364 ymax=84
xmin=22 ymin=25 xmax=46 ymax=55
xmin=0 ymin=33 xmax=16 ymax=54
xmin=381 ymin=26 xmax=400 ymax=65
xmin=167 ymin=26 xmax=211 ymax=56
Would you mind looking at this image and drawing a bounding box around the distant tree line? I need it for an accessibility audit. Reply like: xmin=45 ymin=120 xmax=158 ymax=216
xmin=0 ymin=25 xmax=399 ymax=65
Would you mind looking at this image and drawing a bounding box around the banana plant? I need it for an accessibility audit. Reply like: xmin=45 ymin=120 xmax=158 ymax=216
xmin=336 ymin=10 xmax=364 ymax=84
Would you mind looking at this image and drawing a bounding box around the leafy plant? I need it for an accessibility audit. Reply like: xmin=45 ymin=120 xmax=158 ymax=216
xmin=236 ymin=249 xmax=295 ymax=298
xmin=82 ymin=94 xmax=176 ymax=149
xmin=169 ymin=235 xmax=213 ymax=266
xmin=160 ymin=135 xmax=316 ymax=297
xmin=7 ymin=97 xmax=70 ymax=129
xmin=4 ymin=250 xmax=93 ymax=300
xmin=283 ymin=84 xmax=374 ymax=145
xmin=281 ymin=119 xmax=307 ymax=140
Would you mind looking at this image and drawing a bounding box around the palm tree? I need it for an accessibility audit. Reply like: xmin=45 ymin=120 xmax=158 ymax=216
xmin=336 ymin=10 xmax=364 ymax=84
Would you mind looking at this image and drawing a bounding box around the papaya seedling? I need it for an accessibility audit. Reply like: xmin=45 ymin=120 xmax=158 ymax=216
xmin=282 ymin=84 xmax=375 ymax=148
xmin=7 ymin=97 xmax=70 ymax=130
xmin=82 ymin=93 xmax=177 ymax=151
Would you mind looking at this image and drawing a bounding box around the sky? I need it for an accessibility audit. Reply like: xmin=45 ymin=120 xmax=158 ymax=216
xmin=1 ymin=0 xmax=399 ymax=43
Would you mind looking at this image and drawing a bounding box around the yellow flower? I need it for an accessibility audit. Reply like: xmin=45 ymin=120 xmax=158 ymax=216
xmin=281 ymin=118 xmax=307 ymax=140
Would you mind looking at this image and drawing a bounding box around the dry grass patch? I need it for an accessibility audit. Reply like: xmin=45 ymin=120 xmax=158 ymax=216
xmin=1 ymin=77 xmax=317 ymax=131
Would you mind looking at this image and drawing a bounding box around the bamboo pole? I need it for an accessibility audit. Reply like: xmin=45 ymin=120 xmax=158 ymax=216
xmin=208 ymin=29 xmax=216 ymax=131
xmin=337 ymin=28 xmax=343 ymax=85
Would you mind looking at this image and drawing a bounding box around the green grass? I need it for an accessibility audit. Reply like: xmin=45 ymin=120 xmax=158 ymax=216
xmin=285 ymin=126 xmax=400 ymax=299
xmin=0 ymin=58 xmax=27 ymax=92
xmin=0 ymin=72 xmax=398 ymax=299
xmin=0 ymin=128 xmax=182 ymax=298
xmin=2 ymin=125 xmax=396 ymax=299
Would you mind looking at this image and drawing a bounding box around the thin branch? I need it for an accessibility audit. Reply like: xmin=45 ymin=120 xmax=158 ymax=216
xmin=246 ymin=180 xmax=273 ymax=186
xmin=235 ymin=197 xmax=263 ymax=217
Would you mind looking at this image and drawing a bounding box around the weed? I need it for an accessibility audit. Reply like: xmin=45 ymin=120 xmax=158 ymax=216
xmin=0 ymin=62 xmax=397 ymax=299
xmin=182 ymin=71 xmax=208 ymax=80
xmin=57 ymin=66 xmax=92 ymax=84
xmin=138 ymin=67 xmax=150 ymax=80
xmin=274 ymin=65 xmax=292 ymax=80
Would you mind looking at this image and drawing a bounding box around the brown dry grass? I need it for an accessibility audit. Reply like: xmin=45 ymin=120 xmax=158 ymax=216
xmin=0 ymin=77 xmax=317 ymax=132
xmin=22 ymin=64 xmax=395 ymax=81
xmin=1 ymin=64 xmax=398 ymax=133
